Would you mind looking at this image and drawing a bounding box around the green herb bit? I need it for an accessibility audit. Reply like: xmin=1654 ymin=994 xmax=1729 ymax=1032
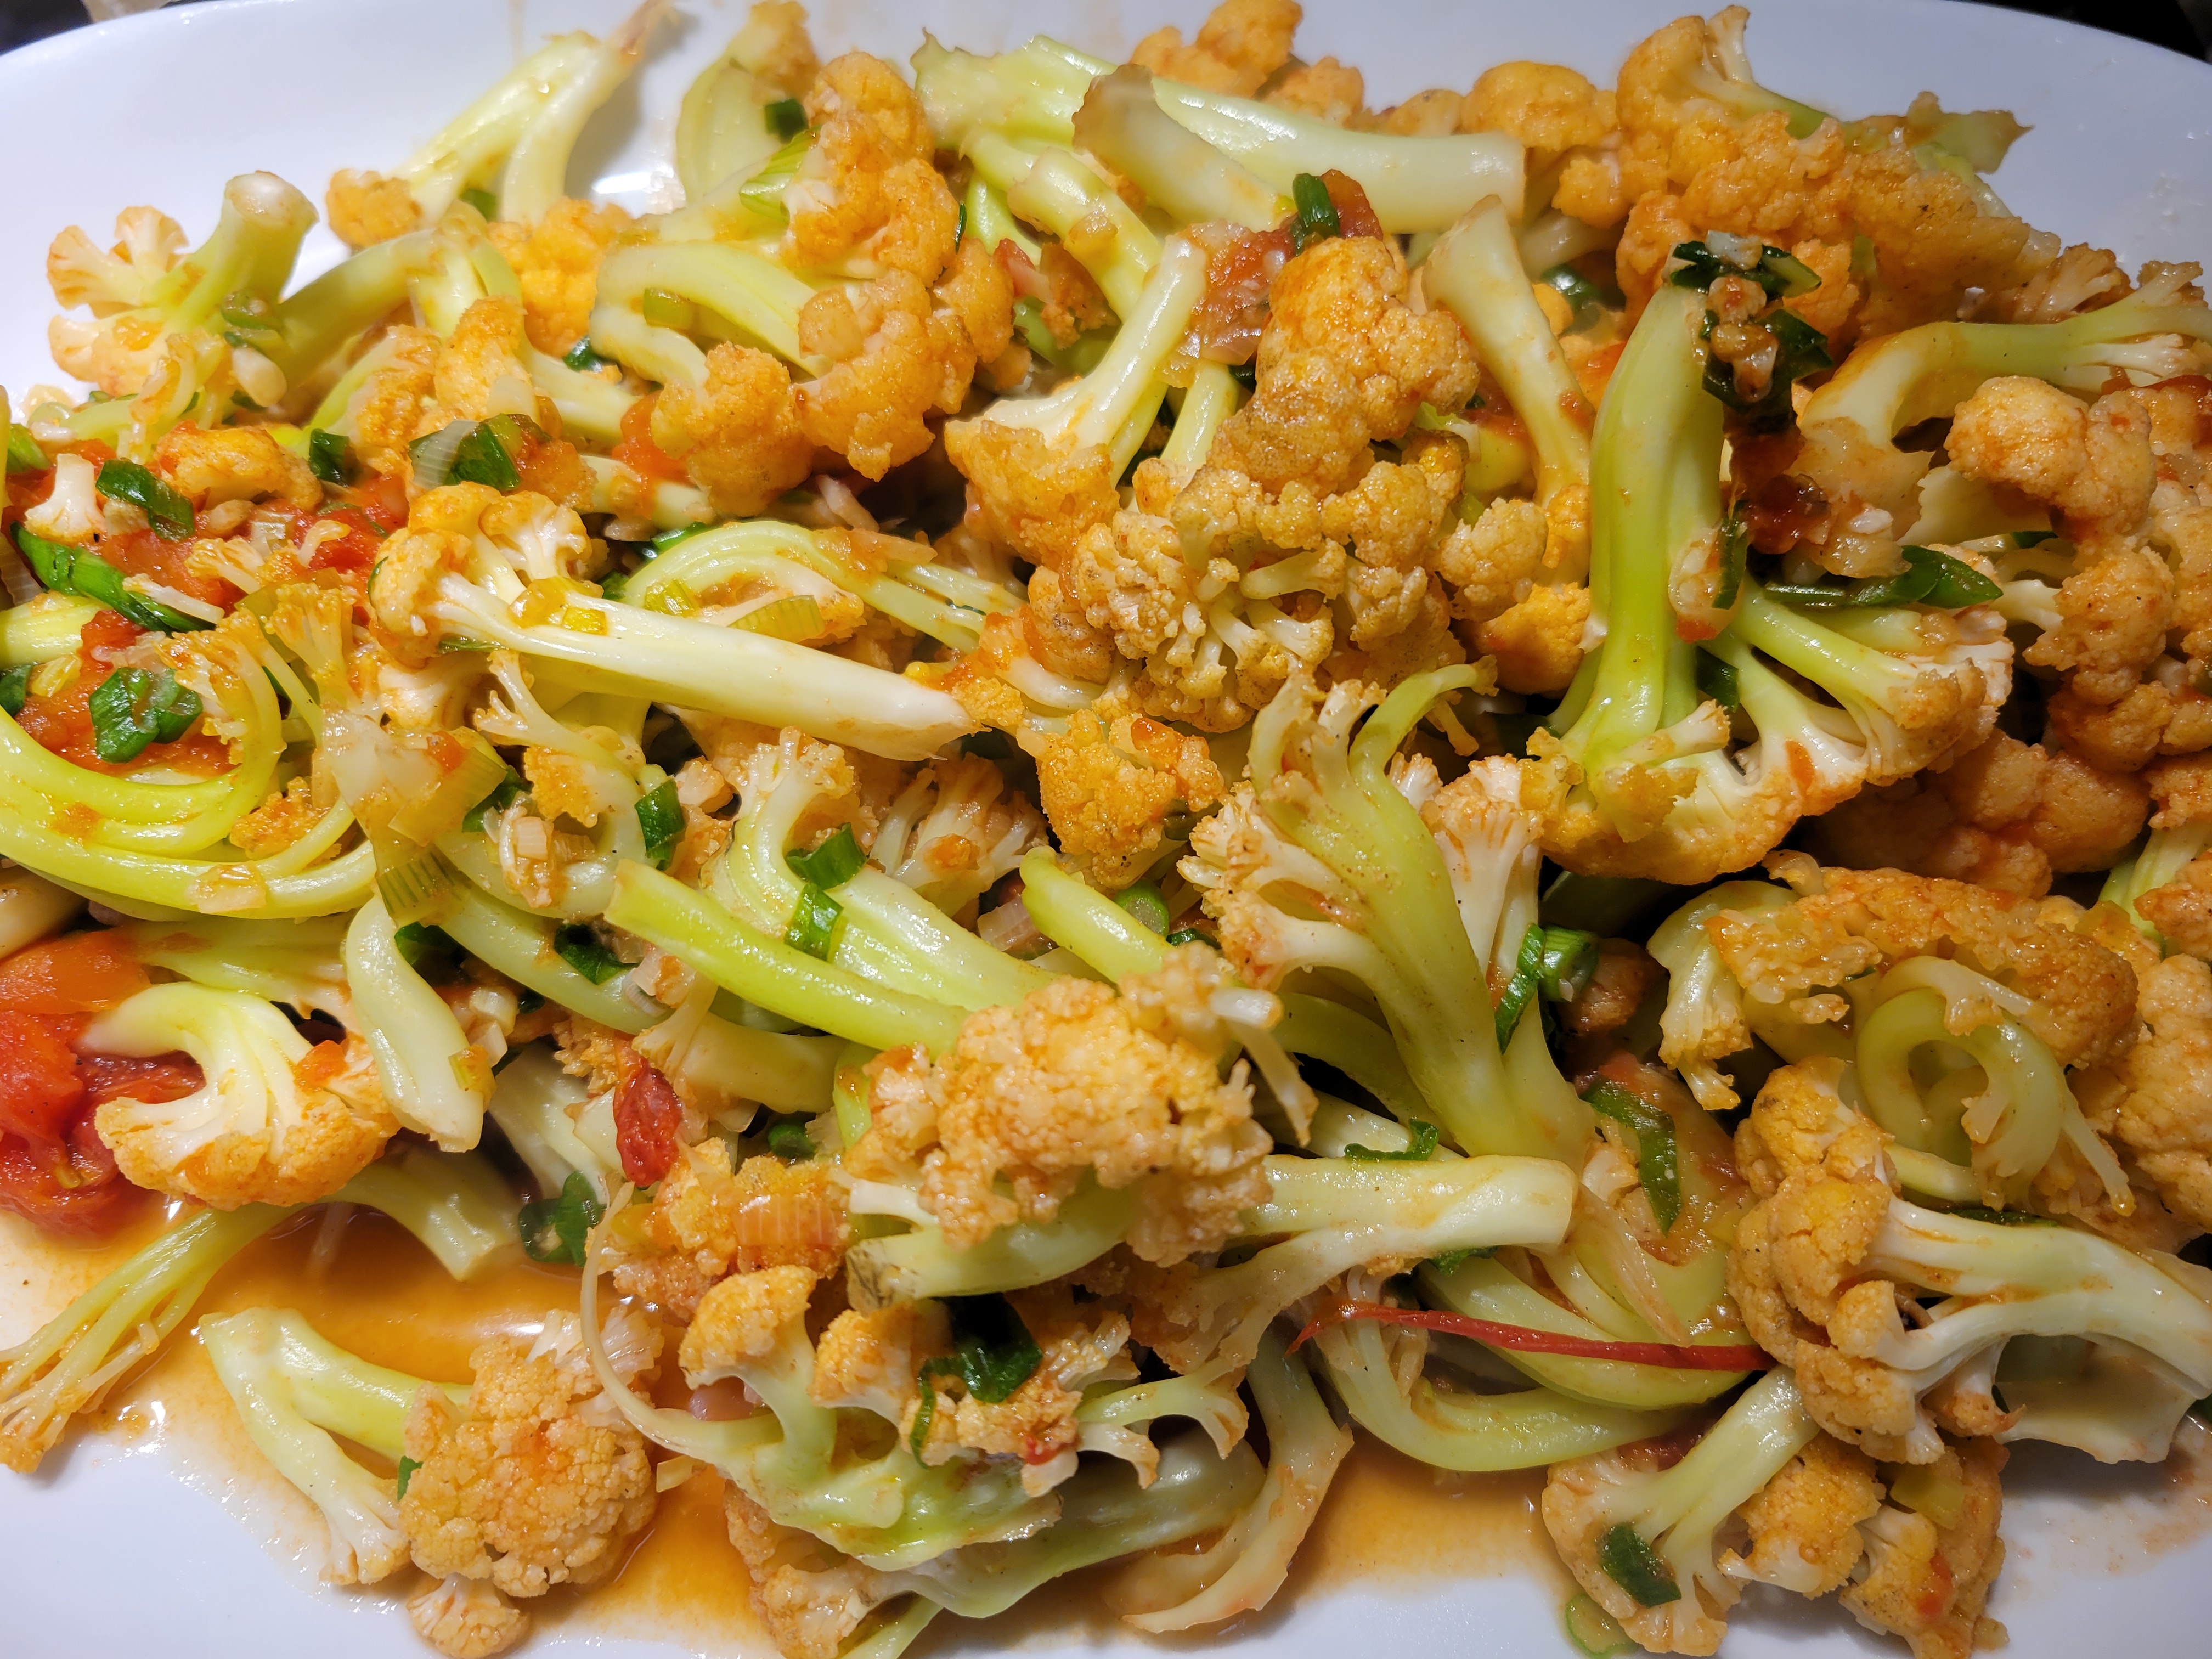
xmin=764 ymin=97 xmax=807 ymax=139
xmin=1491 ymin=924 xmax=1549 ymax=1049
xmin=1564 ymin=1591 xmax=1637 ymax=1656
xmin=784 ymin=883 xmax=843 ymax=960
xmin=648 ymin=521 xmax=712 ymax=555
xmin=14 ymin=522 xmax=205 ymax=633
xmin=88 ymin=667 xmax=204 ymax=763
xmin=462 ymin=768 xmax=527 ymax=832
xmin=1535 ymin=927 xmax=1600 ymax=1002
xmin=554 ymin=924 xmax=625 ymax=985
xmin=1290 ymin=172 xmax=1341 ymax=253
xmin=1666 ymin=238 xmax=1820 ymax=298
xmin=1946 ymin=1205 xmax=2058 ymax=1226
xmin=1584 ymin=1080 xmax=1683 ymax=1233
xmin=909 ymin=1295 xmax=1043 ymax=1456
xmin=562 ymin=337 xmax=612 ymax=373
xmin=1115 ymin=879 xmax=1171 ymax=936
xmin=0 ymin=665 xmax=30 ymax=718
xmin=1694 ymin=648 xmax=1741 ymax=713
xmin=1430 ymin=1245 xmax=1496 ymax=1272
xmin=458 ymin=185 xmax=499 ymax=220
xmin=1162 ymin=927 xmax=1215 ymax=949
xmin=786 ymin=824 xmax=865 ymax=889
xmin=393 ymin=922 xmax=457 ymax=969
xmin=766 ymin=1118 xmax=815 ymax=1161
xmin=518 ymin=1171 xmax=603 ymax=1265
xmin=395 ymin=1455 xmax=421 ymax=1500
xmin=445 ymin=415 xmax=532 ymax=492
xmin=1716 ymin=506 xmax=1749 ymax=610
xmin=96 ymin=458 xmax=195 ymax=540
xmin=307 ymin=428 xmax=356 ymax=486
xmin=1345 ymin=1118 xmax=1440 ymax=1163
xmin=1596 ymin=1521 xmax=1680 ymax=1607
xmin=1768 ymin=544 xmax=2001 ymax=612
xmin=5 ymin=425 xmax=47 ymax=475
xmin=636 ymin=777 xmax=684 ymax=870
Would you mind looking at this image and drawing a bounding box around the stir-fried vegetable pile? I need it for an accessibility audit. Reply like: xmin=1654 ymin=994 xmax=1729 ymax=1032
xmin=5 ymin=3 xmax=2212 ymax=1656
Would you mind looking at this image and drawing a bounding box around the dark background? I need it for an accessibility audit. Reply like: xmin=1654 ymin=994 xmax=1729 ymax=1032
xmin=5 ymin=0 xmax=2211 ymax=55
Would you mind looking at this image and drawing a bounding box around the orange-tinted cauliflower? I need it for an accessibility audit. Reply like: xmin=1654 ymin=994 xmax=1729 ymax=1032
xmin=1131 ymin=0 xmax=1300 ymax=97
xmin=2100 ymin=951 xmax=2212 ymax=1231
xmin=399 ymin=1309 xmax=660 ymax=1600
xmin=607 ymin=1139 xmax=851 ymax=1321
xmin=1836 ymin=1440 xmax=2008 ymax=1659
xmin=848 ymin=943 xmax=1271 ymax=1262
xmin=327 ymin=169 xmax=424 ymax=250
xmin=648 ymin=345 xmax=814 ymax=516
xmin=153 ymin=422 xmax=321 ymax=512
xmin=788 ymin=52 xmax=958 ymax=280
xmin=487 ymin=198 xmax=635 ymax=354
xmin=1034 ymin=702 xmax=1226 ymax=890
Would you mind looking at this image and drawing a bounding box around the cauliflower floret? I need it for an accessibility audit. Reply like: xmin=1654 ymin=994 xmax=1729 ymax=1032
xmin=24 ymin=453 xmax=109 ymax=545
xmin=809 ymin=1301 xmax=949 ymax=1424
xmin=1264 ymin=58 xmax=1365 ymax=125
xmin=906 ymin=1283 xmax=1138 ymax=1496
xmin=400 ymin=1310 xmax=661 ymax=1599
xmin=153 ymin=422 xmax=321 ymax=512
xmin=348 ymin=325 xmax=444 ymax=475
xmin=46 ymin=205 xmax=184 ymax=314
xmin=1131 ymin=0 xmax=1300 ymax=97
xmin=609 ymin=1139 xmax=850 ymax=1321
xmin=1034 ymin=703 xmax=1226 ymax=891
xmin=327 ymin=170 xmax=423 ymax=250
xmin=431 ymin=296 xmax=536 ymax=426
xmin=1947 ymin=379 xmax=2155 ymax=548
xmin=1460 ymin=61 xmax=1616 ymax=156
xmin=1707 ymin=864 xmax=2140 ymax=1071
xmin=1801 ymin=732 xmax=2148 ymax=898
xmin=649 ymin=343 xmax=814 ymax=517
xmin=487 ymin=198 xmax=635 ymax=353
xmin=1435 ymin=496 xmax=1550 ymax=624
xmin=788 ymin=53 xmax=958 ymax=280
xmin=87 ymin=986 xmax=397 ymax=1209
xmin=1211 ymin=235 xmax=1479 ymax=496
xmin=722 ymin=1487 xmax=897 ymax=1659
xmin=848 ymin=943 xmax=1272 ymax=1262
xmin=679 ymin=1264 xmax=819 ymax=1384
xmin=406 ymin=1575 xmax=529 ymax=1659
xmin=870 ymin=754 xmax=1045 ymax=912
xmin=794 ymin=272 xmax=964 ymax=479
xmin=944 ymin=420 xmax=1122 ymax=569
xmin=1837 ymin=1441 xmax=2008 ymax=1659
xmin=1474 ymin=580 xmax=1591 ymax=696
xmin=2104 ymin=952 xmax=2212 ymax=1231
xmin=1726 ymin=1434 xmax=1885 ymax=1597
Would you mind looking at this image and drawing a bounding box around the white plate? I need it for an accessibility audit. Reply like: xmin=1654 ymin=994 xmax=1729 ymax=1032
xmin=3 ymin=1 xmax=2211 ymax=1654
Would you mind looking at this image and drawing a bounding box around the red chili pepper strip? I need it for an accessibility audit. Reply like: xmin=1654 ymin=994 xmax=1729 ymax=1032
xmin=1288 ymin=1300 xmax=1771 ymax=1372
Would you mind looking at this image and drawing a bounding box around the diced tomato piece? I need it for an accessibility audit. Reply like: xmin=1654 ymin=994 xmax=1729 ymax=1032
xmin=16 ymin=607 xmax=229 ymax=775
xmin=1317 ymin=171 xmax=1385 ymax=240
xmin=615 ymin=1054 xmax=684 ymax=1185
xmin=612 ymin=394 xmax=688 ymax=484
xmin=99 ymin=525 xmax=238 ymax=611
xmin=0 ymin=1012 xmax=87 ymax=1145
xmin=77 ymin=1051 xmax=204 ymax=1107
xmin=0 ymin=932 xmax=149 ymax=1016
xmin=0 ymin=1132 xmax=148 ymax=1238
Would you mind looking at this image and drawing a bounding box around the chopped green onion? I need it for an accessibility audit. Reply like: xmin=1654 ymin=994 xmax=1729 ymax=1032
xmin=1563 ymin=1592 xmax=1636 ymax=1656
xmin=5 ymin=426 xmax=47 ymax=474
xmin=554 ymin=924 xmax=625 ymax=985
xmin=599 ymin=572 xmax=630 ymax=602
xmin=1584 ymin=1081 xmax=1682 ymax=1233
xmin=393 ymin=922 xmax=458 ymax=969
xmin=458 ymin=185 xmax=498 ymax=220
xmin=1946 ymin=1205 xmax=2057 ymax=1226
xmin=649 ymin=522 xmax=712 ymax=556
xmin=738 ymin=131 xmax=812 ymax=224
xmin=307 ymin=428 xmax=356 ymax=486
xmin=87 ymin=667 xmax=203 ymax=763
xmin=1345 ymin=1119 xmax=1440 ymax=1162
xmin=786 ymin=824 xmax=865 ymax=889
xmin=1597 ymin=1522 xmax=1680 ymax=1607
xmin=408 ymin=421 xmax=476 ymax=492
xmin=516 ymin=989 xmax=546 ymax=1016
xmin=764 ymin=97 xmax=806 ymax=140
xmin=909 ymin=1295 xmax=1042 ymax=1455
xmin=2010 ymin=528 xmax=2057 ymax=548
xmin=766 ymin=1118 xmax=815 ymax=1160
xmin=1694 ymin=650 xmax=1740 ymax=715
xmin=1115 ymin=879 xmax=1171 ymax=935
xmin=462 ymin=769 xmax=526 ymax=832
xmin=640 ymin=287 xmax=696 ymax=330
xmin=636 ymin=776 xmax=684 ymax=870
xmin=1666 ymin=238 xmax=1820 ymax=298
xmin=783 ymin=883 xmax=843 ymax=960
xmin=375 ymin=848 xmax=454 ymax=927
xmin=0 ymin=665 xmax=30 ymax=717
xmin=518 ymin=1171 xmax=603 ymax=1265
xmin=562 ymin=337 xmax=613 ymax=373
xmin=1699 ymin=307 xmax=1832 ymax=430
xmin=1430 ymin=1245 xmax=1495 ymax=1272
xmin=395 ymin=1456 xmax=421 ymax=1500
xmin=1538 ymin=264 xmax=1622 ymax=333
xmin=1290 ymin=172 xmax=1340 ymax=253
xmin=1716 ymin=506 xmax=1748 ymax=610
xmin=1492 ymin=924 xmax=1549 ymax=1049
xmin=95 ymin=459 xmax=195 ymax=540
xmin=445 ymin=415 xmax=529 ymax=492
xmin=1535 ymin=927 xmax=1600 ymax=1002
xmin=1767 ymin=544 xmax=2001 ymax=612
xmin=13 ymin=523 xmax=206 ymax=633
xmin=1163 ymin=927 xmax=1215 ymax=949
xmin=954 ymin=201 xmax=968 ymax=244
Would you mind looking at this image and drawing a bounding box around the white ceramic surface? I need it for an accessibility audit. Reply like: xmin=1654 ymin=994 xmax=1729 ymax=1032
xmin=1 ymin=1 xmax=2210 ymax=1654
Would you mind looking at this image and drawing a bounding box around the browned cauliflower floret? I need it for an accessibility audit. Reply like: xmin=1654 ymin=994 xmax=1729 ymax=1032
xmin=1210 ymin=235 xmax=1479 ymax=496
xmin=1728 ymin=1434 xmax=1885 ymax=1597
xmin=1707 ymin=865 xmax=2140 ymax=1070
xmin=1947 ymin=379 xmax=2155 ymax=546
xmin=405 ymin=1575 xmax=530 ymax=1659
xmin=487 ymin=197 xmax=634 ymax=353
xmin=88 ymin=989 xmax=397 ymax=1209
xmin=2103 ymin=952 xmax=2212 ymax=1230
xmin=1801 ymin=731 xmax=2148 ymax=898
xmin=848 ymin=943 xmax=1272 ymax=1262
xmin=608 ymin=1138 xmax=851 ymax=1321
xmin=648 ymin=343 xmax=814 ymax=517
xmin=431 ymin=296 xmax=534 ymax=424
xmin=327 ymin=169 xmax=422 ymax=250
xmin=400 ymin=1310 xmax=660 ymax=1599
xmin=943 ymin=420 xmax=1121 ymax=569
xmin=1034 ymin=702 xmax=1227 ymax=890
xmin=1838 ymin=1440 xmax=2008 ymax=1659
xmin=153 ymin=422 xmax=320 ymax=511
xmin=1131 ymin=0 xmax=1300 ymax=95
xmin=789 ymin=53 xmax=958 ymax=280
xmin=794 ymin=270 xmax=973 ymax=479
xmin=1474 ymin=580 xmax=1592 ymax=696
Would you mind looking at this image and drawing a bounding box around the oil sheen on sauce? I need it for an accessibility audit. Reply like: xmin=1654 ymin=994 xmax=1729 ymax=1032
xmin=5 ymin=1207 xmax=2211 ymax=1651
